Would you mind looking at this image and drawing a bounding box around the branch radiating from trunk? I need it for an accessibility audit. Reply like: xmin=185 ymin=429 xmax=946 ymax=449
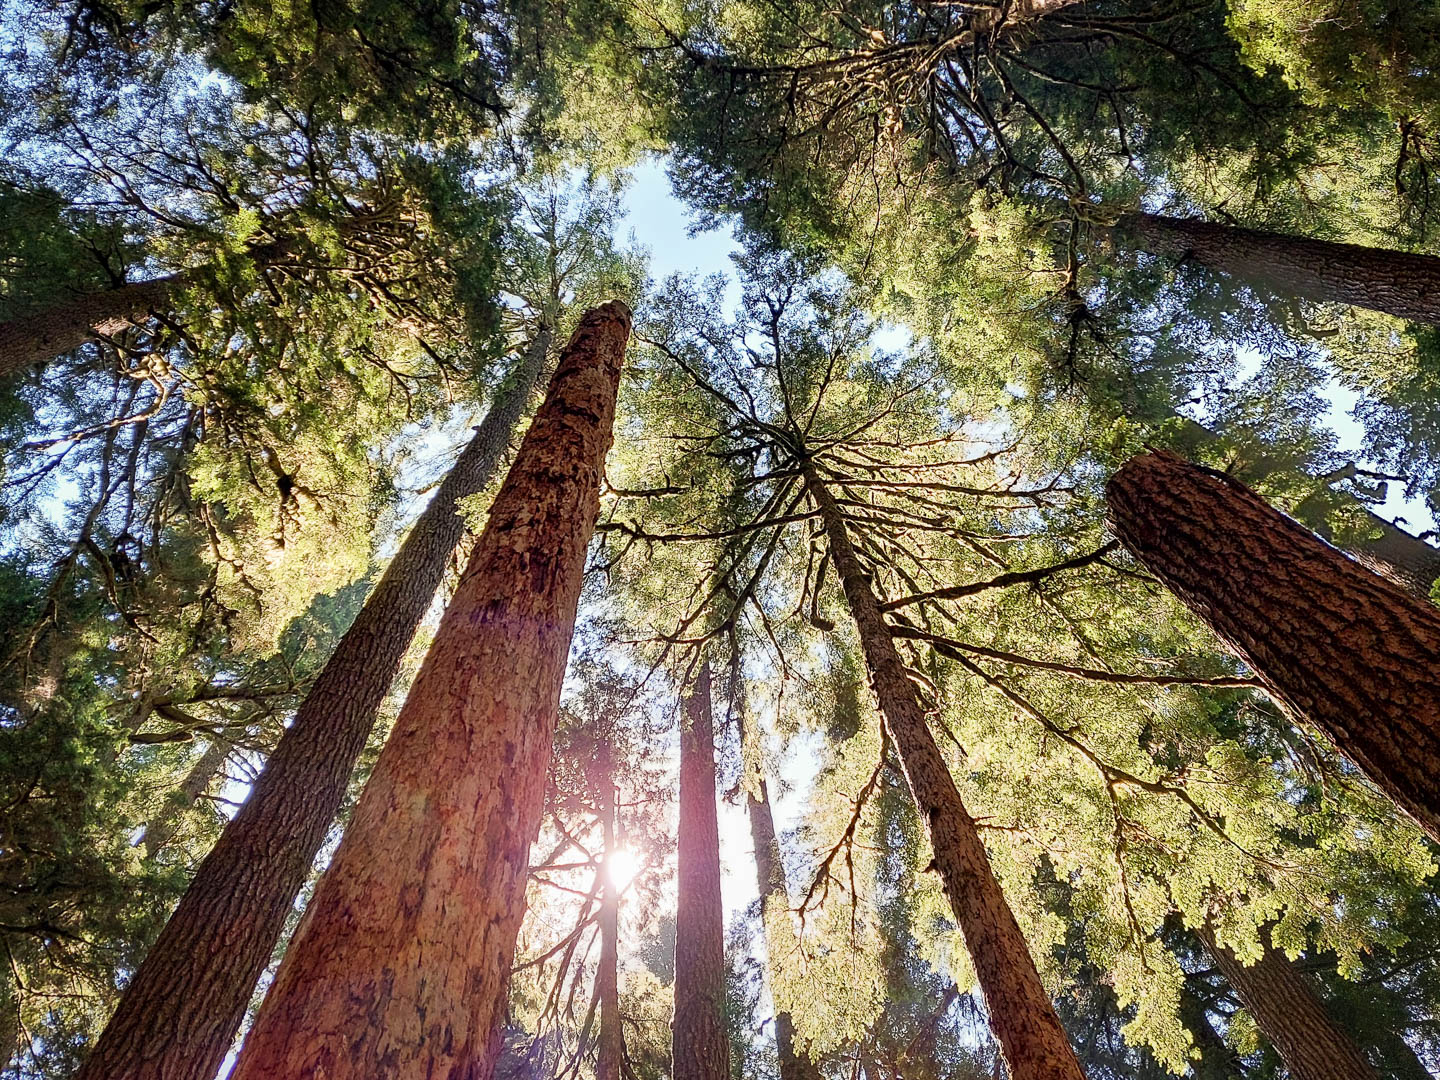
xmin=1198 ymin=926 xmax=1379 ymax=1080
xmin=804 ymin=462 xmax=1087 ymax=1080
xmin=1106 ymin=451 xmax=1440 ymax=842
xmin=77 ymin=325 xmax=557 ymax=1080
xmin=226 ymin=302 xmax=628 ymax=1080
xmin=673 ymin=663 xmax=731 ymax=1080
xmin=1118 ymin=212 xmax=1440 ymax=325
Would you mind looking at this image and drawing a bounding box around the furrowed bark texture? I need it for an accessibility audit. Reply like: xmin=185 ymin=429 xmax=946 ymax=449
xmin=221 ymin=304 xmax=626 ymax=1080
xmin=804 ymin=463 xmax=1087 ymax=1080
xmin=746 ymin=776 xmax=824 ymax=1080
xmin=1120 ymin=212 xmax=1440 ymax=325
xmin=673 ymin=663 xmax=730 ymax=1080
xmin=595 ymin=749 xmax=624 ymax=1080
xmin=1106 ymin=452 xmax=1440 ymax=842
xmin=77 ymin=325 xmax=555 ymax=1080
xmin=1171 ymin=417 xmax=1440 ymax=600
xmin=0 ymin=275 xmax=186 ymax=378
xmin=1198 ymin=927 xmax=1378 ymax=1080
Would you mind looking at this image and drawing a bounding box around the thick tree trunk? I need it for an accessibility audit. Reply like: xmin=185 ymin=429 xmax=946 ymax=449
xmin=595 ymin=749 xmax=625 ymax=1080
xmin=1118 ymin=212 xmax=1440 ymax=325
xmin=673 ymin=663 xmax=730 ymax=1080
xmin=226 ymin=302 xmax=628 ymax=1080
xmin=1106 ymin=451 xmax=1440 ymax=842
xmin=76 ymin=324 xmax=559 ymax=1080
xmin=0 ymin=275 xmax=186 ymax=378
xmin=803 ymin=462 xmax=1087 ymax=1080
xmin=1170 ymin=417 xmax=1440 ymax=600
xmin=1197 ymin=927 xmax=1378 ymax=1080
xmin=746 ymin=774 xmax=825 ymax=1080
xmin=141 ymin=737 xmax=230 ymax=859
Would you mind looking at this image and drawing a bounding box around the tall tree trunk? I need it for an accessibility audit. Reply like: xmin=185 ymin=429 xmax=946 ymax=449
xmin=1197 ymin=927 xmax=1379 ymax=1080
xmin=595 ymin=747 xmax=625 ymax=1080
xmin=0 ymin=274 xmax=187 ymax=378
xmin=746 ymin=773 xmax=824 ymax=1080
xmin=1177 ymin=983 xmax=1244 ymax=1080
xmin=1106 ymin=451 xmax=1440 ymax=843
xmin=141 ymin=737 xmax=230 ymax=859
xmin=1169 ymin=417 xmax=1440 ymax=600
xmin=802 ymin=462 xmax=1087 ymax=1080
xmin=1117 ymin=212 xmax=1440 ymax=325
xmin=673 ymin=662 xmax=730 ymax=1080
xmin=226 ymin=301 xmax=629 ymax=1080
xmin=77 ymin=324 xmax=558 ymax=1080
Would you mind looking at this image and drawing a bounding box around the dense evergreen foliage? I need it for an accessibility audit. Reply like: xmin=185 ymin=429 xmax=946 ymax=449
xmin=1 ymin=1 xmax=1439 ymax=1078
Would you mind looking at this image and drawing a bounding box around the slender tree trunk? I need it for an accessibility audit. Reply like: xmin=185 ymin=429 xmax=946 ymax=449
xmin=1170 ymin=417 xmax=1440 ymax=600
xmin=1106 ymin=451 xmax=1440 ymax=842
xmin=0 ymin=275 xmax=186 ymax=378
xmin=1197 ymin=927 xmax=1379 ymax=1080
xmin=1177 ymin=983 xmax=1244 ymax=1080
xmin=226 ymin=301 xmax=629 ymax=1080
xmin=141 ymin=737 xmax=230 ymax=859
xmin=673 ymin=662 xmax=730 ymax=1080
xmin=77 ymin=324 xmax=558 ymax=1080
xmin=746 ymin=774 xmax=825 ymax=1080
xmin=595 ymin=748 xmax=625 ymax=1080
xmin=803 ymin=462 xmax=1087 ymax=1080
xmin=1117 ymin=212 xmax=1440 ymax=325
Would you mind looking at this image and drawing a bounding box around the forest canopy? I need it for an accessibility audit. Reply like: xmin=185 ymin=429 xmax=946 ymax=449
xmin=1 ymin=2 xmax=1439 ymax=1080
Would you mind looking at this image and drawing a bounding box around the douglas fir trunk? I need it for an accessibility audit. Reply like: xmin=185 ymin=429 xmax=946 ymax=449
xmin=1198 ymin=927 xmax=1378 ymax=1080
xmin=77 ymin=325 xmax=555 ymax=1080
xmin=226 ymin=302 xmax=627 ymax=1080
xmin=673 ymin=663 xmax=730 ymax=1080
xmin=1169 ymin=417 xmax=1440 ymax=601
xmin=1106 ymin=451 xmax=1440 ymax=842
xmin=1118 ymin=212 xmax=1440 ymax=325
xmin=803 ymin=462 xmax=1088 ymax=1080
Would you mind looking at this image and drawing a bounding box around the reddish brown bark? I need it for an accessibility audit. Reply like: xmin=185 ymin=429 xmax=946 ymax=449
xmin=673 ymin=663 xmax=730 ymax=1080
xmin=1170 ymin=417 xmax=1440 ymax=601
xmin=225 ymin=302 xmax=628 ymax=1080
xmin=803 ymin=463 xmax=1087 ymax=1080
xmin=1119 ymin=212 xmax=1440 ymax=325
xmin=595 ymin=747 xmax=624 ymax=1080
xmin=76 ymin=325 xmax=556 ymax=1080
xmin=1106 ymin=451 xmax=1440 ymax=842
xmin=1198 ymin=927 xmax=1379 ymax=1080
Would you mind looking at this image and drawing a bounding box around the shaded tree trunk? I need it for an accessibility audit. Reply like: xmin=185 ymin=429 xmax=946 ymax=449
xmin=803 ymin=462 xmax=1087 ymax=1080
xmin=746 ymin=773 xmax=824 ymax=1080
xmin=1177 ymin=983 xmax=1244 ymax=1080
xmin=77 ymin=324 xmax=558 ymax=1080
xmin=226 ymin=302 xmax=628 ymax=1080
xmin=673 ymin=662 xmax=730 ymax=1080
xmin=1198 ymin=927 xmax=1379 ymax=1080
xmin=1106 ymin=451 xmax=1440 ymax=842
xmin=0 ymin=274 xmax=187 ymax=378
xmin=595 ymin=747 xmax=625 ymax=1080
xmin=141 ymin=737 xmax=230 ymax=859
xmin=1170 ymin=417 xmax=1440 ymax=600
xmin=1118 ymin=212 xmax=1440 ymax=325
